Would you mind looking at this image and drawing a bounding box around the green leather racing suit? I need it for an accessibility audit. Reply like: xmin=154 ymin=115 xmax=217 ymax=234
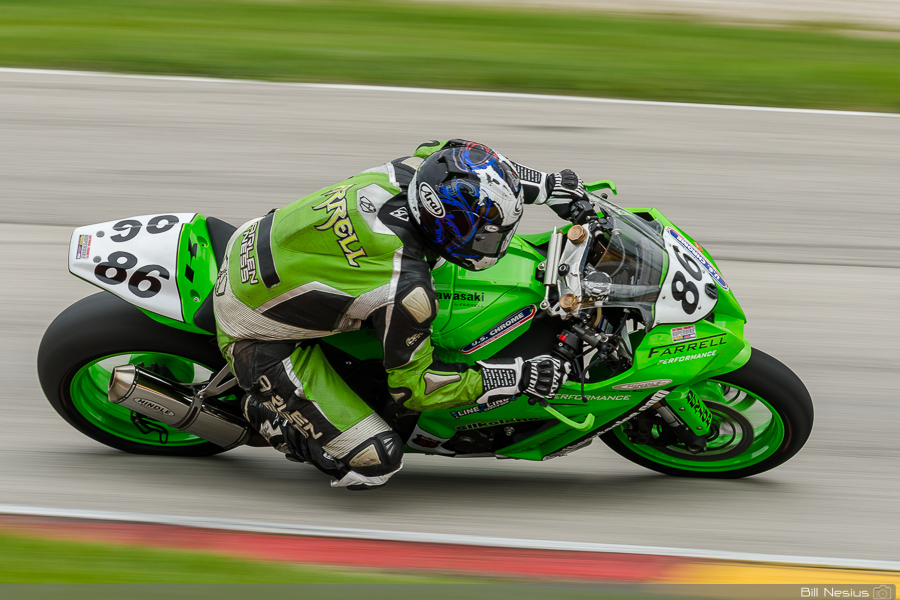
xmin=213 ymin=140 xmax=561 ymax=485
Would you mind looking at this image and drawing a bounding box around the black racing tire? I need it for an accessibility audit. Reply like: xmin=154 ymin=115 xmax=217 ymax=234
xmin=600 ymin=347 xmax=814 ymax=478
xmin=37 ymin=292 xmax=230 ymax=456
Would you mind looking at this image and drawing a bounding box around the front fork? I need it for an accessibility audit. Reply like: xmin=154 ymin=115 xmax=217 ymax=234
xmin=637 ymin=382 xmax=720 ymax=452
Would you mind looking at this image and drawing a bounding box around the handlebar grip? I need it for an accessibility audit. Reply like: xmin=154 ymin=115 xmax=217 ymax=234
xmin=567 ymin=200 xmax=599 ymax=225
xmin=552 ymin=330 xmax=581 ymax=362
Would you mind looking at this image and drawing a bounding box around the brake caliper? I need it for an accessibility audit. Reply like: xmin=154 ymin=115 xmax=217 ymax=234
xmin=655 ymin=387 xmax=715 ymax=452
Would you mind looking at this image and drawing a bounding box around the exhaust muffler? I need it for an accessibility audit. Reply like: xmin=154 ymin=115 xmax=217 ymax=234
xmin=108 ymin=364 xmax=249 ymax=449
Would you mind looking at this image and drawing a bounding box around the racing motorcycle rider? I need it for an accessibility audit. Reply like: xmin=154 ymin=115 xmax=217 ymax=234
xmin=213 ymin=139 xmax=590 ymax=490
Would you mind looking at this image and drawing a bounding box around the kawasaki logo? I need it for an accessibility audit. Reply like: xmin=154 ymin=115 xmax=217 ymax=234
xmin=436 ymin=291 xmax=485 ymax=302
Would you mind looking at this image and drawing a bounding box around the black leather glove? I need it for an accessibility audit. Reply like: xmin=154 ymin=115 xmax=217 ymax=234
xmin=520 ymin=355 xmax=570 ymax=399
xmin=476 ymin=356 xmax=569 ymax=403
xmin=546 ymin=169 xmax=588 ymax=202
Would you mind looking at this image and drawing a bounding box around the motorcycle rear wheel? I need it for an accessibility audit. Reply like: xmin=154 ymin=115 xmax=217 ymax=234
xmin=600 ymin=348 xmax=813 ymax=478
xmin=37 ymin=293 xmax=232 ymax=456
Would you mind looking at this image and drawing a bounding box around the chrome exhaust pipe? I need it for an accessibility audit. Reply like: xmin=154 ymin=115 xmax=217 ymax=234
xmin=108 ymin=364 xmax=249 ymax=450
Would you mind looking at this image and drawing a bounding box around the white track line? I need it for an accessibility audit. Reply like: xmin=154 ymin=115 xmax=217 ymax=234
xmin=2 ymin=66 xmax=898 ymax=119
xmin=1 ymin=504 xmax=898 ymax=572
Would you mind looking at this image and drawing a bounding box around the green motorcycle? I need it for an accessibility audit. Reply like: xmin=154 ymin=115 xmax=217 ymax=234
xmin=37 ymin=181 xmax=813 ymax=478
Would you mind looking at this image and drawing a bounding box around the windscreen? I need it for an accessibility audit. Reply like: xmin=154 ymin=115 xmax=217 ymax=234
xmin=584 ymin=194 xmax=666 ymax=324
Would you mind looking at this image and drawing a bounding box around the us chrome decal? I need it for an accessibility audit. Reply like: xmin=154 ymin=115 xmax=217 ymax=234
xmin=461 ymin=305 xmax=536 ymax=355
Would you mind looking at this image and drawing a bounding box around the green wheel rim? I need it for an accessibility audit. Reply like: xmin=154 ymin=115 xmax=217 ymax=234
xmin=69 ymin=352 xmax=225 ymax=447
xmin=612 ymin=381 xmax=786 ymax=472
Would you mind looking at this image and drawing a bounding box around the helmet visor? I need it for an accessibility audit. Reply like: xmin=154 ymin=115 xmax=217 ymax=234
xmin=470 ymin=221 xmax=519 ymax=257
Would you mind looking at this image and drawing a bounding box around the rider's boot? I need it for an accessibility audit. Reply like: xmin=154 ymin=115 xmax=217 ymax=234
xmin=330 ymin=465 xmax=403 ymax=491
xmin=242 ymin=394 xmax=403 ymax=491
xmin=329 ymin=431 xmax=404 ymax=491
xmin=240 ymin=394 xmax=290 ymax=453
xmin=285 ymin=426 xmax=404 ymax=491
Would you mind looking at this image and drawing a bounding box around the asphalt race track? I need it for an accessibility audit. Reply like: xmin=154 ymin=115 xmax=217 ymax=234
xmin=1 ymin=69 xmax=898 ymax=562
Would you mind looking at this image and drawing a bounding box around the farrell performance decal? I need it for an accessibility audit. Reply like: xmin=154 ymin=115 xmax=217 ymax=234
xmin=648 ymin=334 xmax=728 ymax=359
xmin=665 ymin=227 xmax=728 ymax=290
xmin=460 ymin=305 xmax=537 ymax=355
xmin=554 ymin=393 xmax=632 ymax=402
xmin=657 ymin=350 xmax=717 ymax=365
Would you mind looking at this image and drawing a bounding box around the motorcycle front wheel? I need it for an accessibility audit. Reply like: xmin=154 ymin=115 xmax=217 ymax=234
xmin=600 ymin=348 xmax=813 ymax=478
xmin=37 ymin=293 xmax=233 ymax=456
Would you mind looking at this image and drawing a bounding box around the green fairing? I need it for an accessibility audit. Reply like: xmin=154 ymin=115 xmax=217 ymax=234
xmin=429 ymin=237 xmax=545 ymax=364
xmin=138 ymin=214 xmax=219 ymax=335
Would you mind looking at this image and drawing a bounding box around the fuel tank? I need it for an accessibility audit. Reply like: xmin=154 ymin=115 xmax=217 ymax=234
xmin=429 ymin=236 xmax=546 ymax=362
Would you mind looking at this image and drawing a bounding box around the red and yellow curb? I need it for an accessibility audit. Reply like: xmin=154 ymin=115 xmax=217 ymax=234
xmin=1 ymin=514 xmax=897 ymax=585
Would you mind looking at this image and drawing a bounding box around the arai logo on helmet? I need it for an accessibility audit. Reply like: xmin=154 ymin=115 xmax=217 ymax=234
xmin=418 ymin=183 xmax=445 ymax=218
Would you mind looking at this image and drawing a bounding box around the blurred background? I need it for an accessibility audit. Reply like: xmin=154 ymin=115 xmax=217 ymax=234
xmin=1 ymin=0 xmax=898 ymax=584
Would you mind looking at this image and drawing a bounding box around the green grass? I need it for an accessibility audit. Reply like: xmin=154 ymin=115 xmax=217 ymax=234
xmin=0 ymin=530 xmax=475 ymax=583
xmin=1 ymin=0 xmax=899 ymax=111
